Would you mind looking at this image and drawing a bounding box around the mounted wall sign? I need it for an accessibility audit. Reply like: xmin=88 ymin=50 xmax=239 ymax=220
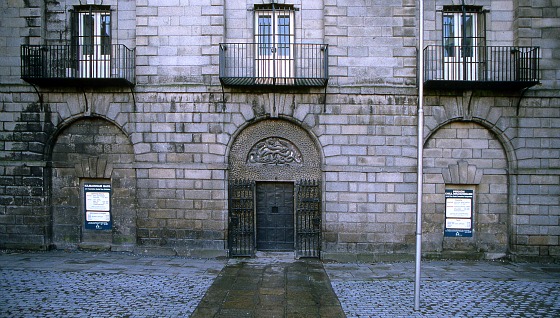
xmin=444 ymin=189 xmax=473 ymax=237
xmin=84 ymin=183 xmax=112 ymax=230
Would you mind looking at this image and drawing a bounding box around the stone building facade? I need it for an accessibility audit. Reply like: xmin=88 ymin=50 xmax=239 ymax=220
xmin=0 ymin=0 xmax=558 ymax=261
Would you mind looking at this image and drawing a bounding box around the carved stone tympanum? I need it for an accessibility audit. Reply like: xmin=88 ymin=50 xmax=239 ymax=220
xmin=247 ymin=137 xmax=303 ymax=165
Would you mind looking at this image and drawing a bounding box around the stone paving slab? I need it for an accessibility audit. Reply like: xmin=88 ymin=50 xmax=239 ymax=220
xmin=192 ymin=254 xmax=346 ymax=318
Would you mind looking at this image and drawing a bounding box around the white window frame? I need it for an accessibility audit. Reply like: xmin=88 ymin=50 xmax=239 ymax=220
xmin=254 ymin=6 xmax=295 ymax=84
xmin=76 ymin=7 xmax=111 ymax=78
xmin=443 ymin=11 xmax=478 ymax=81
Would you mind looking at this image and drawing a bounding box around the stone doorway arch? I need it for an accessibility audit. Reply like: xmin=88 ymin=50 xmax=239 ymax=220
xmin=49 ymin=117 xmax=137 ymax=251
xmin=423 ymin=121 xmax=509 ymax=259
xmin=228 ymin=119 xmax=322 ymax=257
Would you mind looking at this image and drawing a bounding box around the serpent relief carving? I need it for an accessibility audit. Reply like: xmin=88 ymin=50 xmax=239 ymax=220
xmin=247 ymin=137 xmax=303 ymax=165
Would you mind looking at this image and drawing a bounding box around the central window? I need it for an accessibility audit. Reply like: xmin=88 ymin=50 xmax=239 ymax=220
xmin=254 ymin=4 xmax=295 ymax=84
xmin=442 ymin=5 xmax=485 ymax=81
xmin=72 ymin=6 xmax=112 ymax=78
xmin=218 ymin=3 xmax=327 ymax=87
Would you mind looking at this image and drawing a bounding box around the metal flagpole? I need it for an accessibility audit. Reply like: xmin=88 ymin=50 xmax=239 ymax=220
xmin=414 ymin=0 xmax=425 ymax=311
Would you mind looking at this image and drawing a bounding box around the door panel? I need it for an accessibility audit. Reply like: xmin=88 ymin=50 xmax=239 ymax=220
xmin=256 ymin=182 xmax=294 ymax=251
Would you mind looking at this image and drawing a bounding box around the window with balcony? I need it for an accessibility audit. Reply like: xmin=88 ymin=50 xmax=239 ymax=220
xmin=442 ymin=7 xmax=484 ymax=81
xmin=21 ymin=5 xmax=135 ymax=87
xmin=424 ymin=5 xmax=539 ymax=90
xmin=75 ymin=7 xmax=112 ymax=78
xmin=255 ymin=7 xmax=295 ymax=84
xmin=219 ymin=4 xmax=328 ymax=87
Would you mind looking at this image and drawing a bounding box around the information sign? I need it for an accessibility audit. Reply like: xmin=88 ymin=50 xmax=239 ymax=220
xmin=445 ymin=218 xmax=471 ymax=229
xmin=84 ymin=183 xmax=112 ymax=230
xmin=444 ymin=189 xmax=473 ymax=237
xmin=445 ymin=198 xmax=472 ymax=218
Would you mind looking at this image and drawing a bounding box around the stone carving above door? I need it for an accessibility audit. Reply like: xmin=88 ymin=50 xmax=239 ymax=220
xmin=229 ymin=119 xmax=321 ymax=181
xmin=247 ymin=137 xmax=303 ymax=165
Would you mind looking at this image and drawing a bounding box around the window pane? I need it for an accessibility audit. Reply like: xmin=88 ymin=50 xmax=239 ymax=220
xmin=443 ymin=15 xmax=455 ymax=57
xmin=83 ymin=14 xmax=94 ymax=55
xmin=258 ymin=16 xmax=272 ymax=55
xmin=462 ymin=15 xmax=473 ymax=57
xmin=278 ymin=15 xmax=290 ymax=56
xmin=101 ymin=14 xmax=111 ymax=55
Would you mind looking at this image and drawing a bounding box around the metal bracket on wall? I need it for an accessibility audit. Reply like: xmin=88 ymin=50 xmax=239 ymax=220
xmin=79 ymin=86 xmax=90 ymax=116
xmin=220 ymin=84 xmax=226 ymax=111
xmin=129 ymin=86 xmax=137 ymax=112
xmin=516 ymin=87 xmax=530 ymax=116
xmin=322 ymin=86 xmax=327 ymax=112
xmin=29 ymin=83 xmax=44 ymax=109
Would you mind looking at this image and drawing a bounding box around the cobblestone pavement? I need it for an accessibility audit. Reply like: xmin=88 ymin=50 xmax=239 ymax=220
xmin=325 ymin=261 xmax=560 ymax=317
xmin=0 ymin=251 xmax=226 ymax=317
xmin=2 ymin=251 xmax=560 ymax=317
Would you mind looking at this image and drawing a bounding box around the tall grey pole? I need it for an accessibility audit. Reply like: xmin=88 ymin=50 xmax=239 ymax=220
xmin=414 ymin=0 xmax=425 ymax=311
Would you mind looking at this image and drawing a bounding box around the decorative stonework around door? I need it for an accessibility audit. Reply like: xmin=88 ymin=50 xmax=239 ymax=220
xmin=228 ymin=119 xmax=322 ymax=257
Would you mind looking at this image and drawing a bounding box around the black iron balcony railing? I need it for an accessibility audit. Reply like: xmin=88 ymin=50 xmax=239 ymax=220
xmin=219 ymin=43 xmax=328 ymax=87
xmin=21 ymin=44 xmax=135 ymax=87
xmin=424 ymin=45 xmax=539 ymax=90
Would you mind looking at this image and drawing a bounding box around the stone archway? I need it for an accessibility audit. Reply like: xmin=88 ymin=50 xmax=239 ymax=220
xmin=50 ymin=117 xmax=136 ymax=251
xmin=228 ymin=119 xmax=322 ymax=257
xmin=423 ymin=121 xmax=509 ymax=258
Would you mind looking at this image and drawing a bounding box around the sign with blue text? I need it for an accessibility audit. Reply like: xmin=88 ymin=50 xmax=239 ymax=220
xmin=84 ymin=183 xmax=112 ymax=230
xmin=444 ymin=189 xmax=473 ymax=237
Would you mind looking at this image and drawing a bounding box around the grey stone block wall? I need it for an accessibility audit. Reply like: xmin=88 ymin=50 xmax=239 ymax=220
xmin=0 ymin=1 xmax=42 ymax=85
xmin=0 ymin=89 xmax=52 ymax=249
xmin=136 ymin=0 xmax=223 ymax=85
xmin=0 ymin=1 xmax=558 ymax=260
xmin=514 ymin=0 xmax=560 ymax=90
xmin=324 ymin=0 xmax=417 ymax=87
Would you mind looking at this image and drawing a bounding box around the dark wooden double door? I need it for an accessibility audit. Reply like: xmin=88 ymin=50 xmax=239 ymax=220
xmin=256 ymin=182 xmax=294 ymax=251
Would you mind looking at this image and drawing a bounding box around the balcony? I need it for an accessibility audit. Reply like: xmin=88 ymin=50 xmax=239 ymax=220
xmin=424 ymin=46 xmax=539 ymax=90
xmin=219 ymin=43 xmax=328 ymax=87
xmin=21 ymin=44 xmax=135 ymax=87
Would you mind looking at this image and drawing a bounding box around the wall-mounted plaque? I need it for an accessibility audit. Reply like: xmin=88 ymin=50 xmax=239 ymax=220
xmin=84 ymin=183 xmax=112 ymax=230
xmin=444 ymin=189 xmax=473 ymax=237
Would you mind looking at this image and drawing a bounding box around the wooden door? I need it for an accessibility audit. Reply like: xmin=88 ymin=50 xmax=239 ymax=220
xmin=256 ymin=182 xmax=294 ymax=251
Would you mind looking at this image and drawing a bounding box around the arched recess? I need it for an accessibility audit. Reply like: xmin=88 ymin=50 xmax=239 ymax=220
xmin=48 ymin=116 xmax=137 ymax=250
xmin=422 ymin=119 xmax=512 ymax=258
xmin=227 ymin=118 xmax=323 ymax=258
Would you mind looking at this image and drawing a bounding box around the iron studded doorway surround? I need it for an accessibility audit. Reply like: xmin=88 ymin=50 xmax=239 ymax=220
xmin=228 ymin=119 xmax=322 ymax=257
xmin=228 ymin=179 xmax=321 ymax=257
